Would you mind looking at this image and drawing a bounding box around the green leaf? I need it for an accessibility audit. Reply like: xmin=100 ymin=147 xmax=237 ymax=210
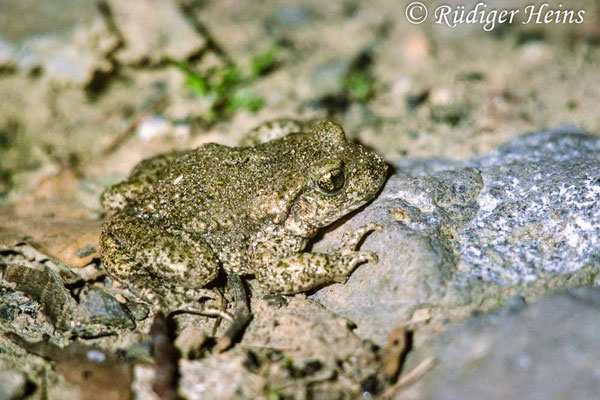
xmin=185 ymin=74 xmax=208 ymax=96
xmin=216 ymin=66 xmax=244 ymax=94
xmin=344 ymin=72 xmax=374 ymax=102
xmin=250 ymin=46 xmax=280 ymax=77
xmin=227 ymin=90 xmax=264 ymax=112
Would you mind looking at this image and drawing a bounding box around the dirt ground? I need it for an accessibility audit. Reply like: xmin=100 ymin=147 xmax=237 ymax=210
xmin=0 ymin=0 xmax=599 ymax=399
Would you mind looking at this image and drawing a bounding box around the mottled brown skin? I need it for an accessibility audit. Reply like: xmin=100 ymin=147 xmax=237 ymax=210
xmin=100 ymin=120 xmax=387 ymax=309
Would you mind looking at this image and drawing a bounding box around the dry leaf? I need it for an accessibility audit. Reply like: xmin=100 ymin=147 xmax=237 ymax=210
xmin=0 ymin=211 xmax=102 ymax=267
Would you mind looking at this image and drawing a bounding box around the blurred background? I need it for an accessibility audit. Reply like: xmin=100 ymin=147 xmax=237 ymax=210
xmin=0 ymin=2 xmax=599 ymax=399
xmin=0 ymin=0 xmax=598 ymax=218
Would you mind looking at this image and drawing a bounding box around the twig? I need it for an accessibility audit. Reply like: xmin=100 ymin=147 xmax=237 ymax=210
xmin=211 ymin=288 xmax=227 ymax=336
xmin=102 ymin=95 xmax=168 ymax=156
xmin=379 ymin=357 xmax=437 ymax=399
xmin=381 ymin=327 xmax=410 ymax=382
xmin=240 ymin=344 xmax=298 ymax=352
xmin=150 ymin=312 xmax=180 ymax=400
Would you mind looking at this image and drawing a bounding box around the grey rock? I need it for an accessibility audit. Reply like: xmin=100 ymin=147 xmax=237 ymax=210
xmin=272 ymin=6 xmax=314 ymax=29
xmin=3 ymin=264 xmax=76 ymax=330
xmin=126 ymin=302 xmax=150 ymax=322
xmin=0 ymin=286 xmax=39 ymax=322
xmin=76 ymin=287 xmax=135 ymax=329
xmin=312 ymin=171 xmax=460 ymax=344
xmin=0 ymin=370 xmax=29 ymax=400
xmin=0 ymin=0 xmax=117 ymax=85
xmin=0 ymin=39 xmax=15 ymax=70
xmin=312 ymin=128 xmax=600 ymax=344
xmin=14 ymin=31 xmax=114 ymax=85
xmin=454 ymin=128 xmax=600 ymax=285
xmin=105 ymin=0 xmax=207 ymax=65
xmin=404 ymin=288 xmax=600 ymax=400
xmin=0 ymin=279 xmax=55 ymax=337
xmin=310 ymin=59 xmax=351 ymax=97
xmin=472 ymin=126 xmax=600 ymax=166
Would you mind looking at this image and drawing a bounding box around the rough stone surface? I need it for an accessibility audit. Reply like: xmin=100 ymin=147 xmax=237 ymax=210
xmin=76 ymin=286 xmax=135 ymax=329
xmin=312 ymin=128 xmax=600 ymax=344
xmin=3 ymin=264 xmax=76 ymax=330
xmin=460 ymin=128 xmax=600 ymax=284
xmin=106 ymin=0 xmax=207 ymax=65
xmin=13 ymin=26 xmax=115 ymax=85
xmin=0 ymin=0 xmax=117 ymax=85
xmin=0 ymin=369 xmax=29 ymax=400
xmin=174 ymin=295 xmax=380 ymax=400
xmin=403 ymin=288 xmax=600 ymax=400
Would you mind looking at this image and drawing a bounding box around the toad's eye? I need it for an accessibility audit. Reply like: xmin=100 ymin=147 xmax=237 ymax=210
xmin=312 ymin=161 xmax=345 ymax=195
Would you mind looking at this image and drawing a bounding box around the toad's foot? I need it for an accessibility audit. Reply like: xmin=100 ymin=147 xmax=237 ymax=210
xmin=333 ymin=223 xmax=382 ymax=283
xmin=168 ymin=288 xmax=234 ymax=322
xmin=255 ymin=224 xmax=383 ymax=294
xmin=340 ymin=223 xmax=383 ymax=253
xmin=133 ymin=286 xmax=234 ymax=322
xmin=331 ymin=250 xmax=379 ymax=284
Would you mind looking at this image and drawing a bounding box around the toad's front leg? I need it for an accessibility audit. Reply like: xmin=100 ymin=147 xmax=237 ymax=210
xmin=254 ymin=224 xmax=382 ymax=294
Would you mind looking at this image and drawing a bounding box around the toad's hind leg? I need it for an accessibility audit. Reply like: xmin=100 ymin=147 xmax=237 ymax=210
xmin=100 ymin=213 xmax=220 ymax=309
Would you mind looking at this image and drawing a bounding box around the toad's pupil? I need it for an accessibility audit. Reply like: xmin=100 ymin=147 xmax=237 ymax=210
xmin=319 ymin=169 xmax=344 ymax=192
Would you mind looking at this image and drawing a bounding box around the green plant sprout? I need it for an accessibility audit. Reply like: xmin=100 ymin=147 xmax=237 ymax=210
xmin=170 ymin=45 xmax=280 ymax=122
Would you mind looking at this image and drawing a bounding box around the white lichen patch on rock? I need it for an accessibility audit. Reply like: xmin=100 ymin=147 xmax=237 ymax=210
xmin=386 ymin=128 xmax=600 ymax=286
xmin=456 ymin=129 xmax=600 ymax=284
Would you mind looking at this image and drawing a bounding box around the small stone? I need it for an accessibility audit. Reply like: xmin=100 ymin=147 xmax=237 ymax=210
xmin=136 ymin=116 xmax=172 ymax=141
xmin=4 ymin=264 xmax=76 ymax=330
xmin=411 ymin=308 xmax=432 ymax=323
xmin=106 ymin=0 xmax=207 ymax=65
xmin=429 ymin=88 xmax=452 ymax=106
xmin=127 ymin=302 xmax=151 ymax=322
xmin=310 ymin=59 xmax=351 ymax=98
xmin=405 ymin=90 xmax=429 ymax=109
xmin=0 ymin=370 xmax=29 ymax=400
xmin=77 ymin=287 xmax=135 ymax=328
xmin=402 ymin=35 xmax=430 ymax=62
